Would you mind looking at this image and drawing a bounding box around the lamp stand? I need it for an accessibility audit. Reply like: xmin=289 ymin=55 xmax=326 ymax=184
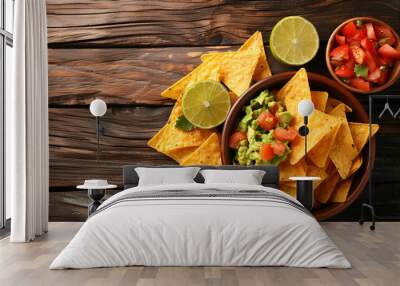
xmin=95 ymin=117 xmax=105 ymax=163
xmin=298 ymin=116 xmax=309 ymax=164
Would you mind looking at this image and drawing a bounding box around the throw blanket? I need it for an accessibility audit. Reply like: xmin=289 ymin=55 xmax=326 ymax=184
xmin=92 ymin=188 xmax=310 ymax=218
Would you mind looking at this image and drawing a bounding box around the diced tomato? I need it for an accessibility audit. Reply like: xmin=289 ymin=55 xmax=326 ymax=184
xmin=257 ymin=111 xmax=278 ymax=131
xmin=335 ymin=65 xmax=354 ymax=78
xmin=344 ymin=58 xmax=355 ymax=70
xmin=342 ymin=22 xmax=357 ymax=38
xmin=365 ymin=23 xmax=376 ymax=40
xmin=351 ymin=78 xmax=371 ymax=92
xmin=335 ymin=34 xmax=346 ymax=45
xmin=378 ymin=44 xmax=400 ymax=59
xmin=268 ymin=102 xmax=281 ymax=114
xmin=377 ymin=55 xmax=394 ymax=67
xmin=330 ymin=44 xmax=349 ymax=62
xmin=272 ymin=141 xmax=286 ymax=156
xmin=350 ymin=45 xmax=365 ymax=64
xmin=260 ymin=143 xmax=275 ymax=161
xmin=367 ymin=68 xmax=381 ymax=83
xmin=375 ymin=25 xmax=396 ymax=46
xmin=351 ymin=29 xmax=367 ymax=42
xmin=377 ymin=70 xmax=389 ymax=85
xmin=364 ymin=50 xmax=377 ymax=71
xmin=361 ymin=38 xmax=378 ymax=57
xmin=228 ymin=131 xmax=247 ymax=149
xmin=273 ymin=127 xmax=298 ymax=142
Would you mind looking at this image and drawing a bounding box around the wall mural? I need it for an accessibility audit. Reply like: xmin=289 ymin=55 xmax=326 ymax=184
xmin=47 ymin=0 xmax=400 ymax=221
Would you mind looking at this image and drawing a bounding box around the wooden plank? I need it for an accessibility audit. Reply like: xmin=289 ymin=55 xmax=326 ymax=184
xmin=49 ymin=107 xmax=176 ymax=187
xmin=48 ymin=45 xmax=400 ymax=106
xmin=47 ymin=0 xmax=400 ymax=47
xmin=48 ymin=46 xmax=230 ymax=106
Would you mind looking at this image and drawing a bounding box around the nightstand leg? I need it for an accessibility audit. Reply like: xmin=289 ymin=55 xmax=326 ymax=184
xmin=296 ymin=180 xmax=314 ymax=210
xmin=88 ymin=189 xmax=105 ymax=216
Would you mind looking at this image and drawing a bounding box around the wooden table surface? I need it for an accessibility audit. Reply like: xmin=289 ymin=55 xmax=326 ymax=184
xmin=46 ymin=0 xmax=400 ymax=221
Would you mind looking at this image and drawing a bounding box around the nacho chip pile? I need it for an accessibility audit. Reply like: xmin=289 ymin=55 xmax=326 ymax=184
xmin=279 ymin=69 xmax=379 ymax=205
xmin=149 ymin=31 xmax=271 ymax=166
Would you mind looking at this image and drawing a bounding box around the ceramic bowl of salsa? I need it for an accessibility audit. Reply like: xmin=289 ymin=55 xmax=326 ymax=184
xmin=326 ymin=17 xmax=400 ymax=94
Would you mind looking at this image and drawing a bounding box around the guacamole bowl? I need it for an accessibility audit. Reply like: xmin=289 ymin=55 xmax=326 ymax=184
xmin=221 ymin=71 xmax=375 ymax=221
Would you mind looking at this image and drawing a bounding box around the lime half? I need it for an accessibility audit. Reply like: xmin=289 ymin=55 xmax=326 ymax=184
xmin=182 ymin=80 xmax=231 ymax=129
xmin=270 ymin=16 xmax=319 ymax=66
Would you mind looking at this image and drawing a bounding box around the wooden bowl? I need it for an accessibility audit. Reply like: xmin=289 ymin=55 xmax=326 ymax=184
xmin=221 ymin=72 xmax=376 ymax=221
xmin=326 ymin=17 xmax=400 ymax=94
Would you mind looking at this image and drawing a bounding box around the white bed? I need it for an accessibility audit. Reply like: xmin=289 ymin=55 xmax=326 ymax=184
xmin=50 ymin=166 xmax=350 ymax=269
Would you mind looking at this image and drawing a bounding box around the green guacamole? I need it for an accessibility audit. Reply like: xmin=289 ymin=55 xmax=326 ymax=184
xmin=232 ymin=90 xmax=294 ymax=166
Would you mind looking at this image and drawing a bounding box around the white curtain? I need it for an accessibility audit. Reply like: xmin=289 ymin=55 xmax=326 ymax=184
xmin=7 ymin=0 xmax=49 ymax=242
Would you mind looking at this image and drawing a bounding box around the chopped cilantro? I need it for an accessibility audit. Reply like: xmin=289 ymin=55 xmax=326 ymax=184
xmin=354 ymin=64 xmax=368 ymax=78
xmin=175 ymin=115 xmax=195 ymax=131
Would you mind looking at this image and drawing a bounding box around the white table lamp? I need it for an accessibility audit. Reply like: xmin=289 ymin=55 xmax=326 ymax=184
xmin=89 ymin=99 xmax=107 ymax=161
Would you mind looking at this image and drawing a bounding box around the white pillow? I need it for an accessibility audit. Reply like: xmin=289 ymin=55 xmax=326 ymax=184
xmin=200 ymin=169 xmax=266 ymax=185
xmin=135 ymin=167 xmax=200 ymax=186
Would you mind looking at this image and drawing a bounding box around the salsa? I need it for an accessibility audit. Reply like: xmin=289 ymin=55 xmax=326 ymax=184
xmin=229 ymin=90 xmax=298 ymax=166
xmin=330 ymin=20 xmax=400 ymax=92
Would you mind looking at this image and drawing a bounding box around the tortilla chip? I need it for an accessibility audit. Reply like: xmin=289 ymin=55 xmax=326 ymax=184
xmin=325 ymin=97 xmax=352 ymax=113
xmin=201 ymin=50 xmax=260 ymax=95
xmin=311 ymin=91 xmax=329 ymax=112
xmin=166 ymin=147 xmax=198 ymax=163
xmin=349 ymin=156 xmax=363 ymax=176
xmin=280 ymin=160 xmax=306 ymax=181
xmin=349 ymin=122 xmax=379 ymax=152
xmin=328 ymin=105 xmax=358 ymax=179
xmin=329 ymin=103 xmax=347 ymax=117
xmin=180 ymin=133 xmax=222 ymax=166
xmin=201 ymin=31 xmax=271 ymax=82
xmin=308 ymin=122 xmax=341 ymax=168
xmin=330 ymin=178 xmax=353 ymax=203
xmin=276 ymin=68 xmax=311 ymax=117
xmin=147 ymin=125 xmax=167 ymax=150
xmin=289 ymin=110 xmax=341 ymax=165
xmin=238 ymin=31 xmax=271 ymax=80
xmin=315 ymin=172 xmax=341 ymax=204
xmin=306 ymin=164 xmax=328 ymax=189
xmin=280 ymin=183 xmax=296 ymax=198
xmin=161 ymin=55 xmax=221 ymax=100
xmin=220 ymin=50 xmax=260 ymax=96
xmin=147 ymin=101 xmax=214 ymax=158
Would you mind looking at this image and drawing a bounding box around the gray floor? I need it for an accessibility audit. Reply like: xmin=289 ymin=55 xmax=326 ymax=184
xmin=0 ymin=222 xmax=399 ymax=286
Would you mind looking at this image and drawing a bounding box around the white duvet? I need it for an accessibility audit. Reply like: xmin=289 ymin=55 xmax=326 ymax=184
xmin=50 ymin=183 xmax=350 ymax=269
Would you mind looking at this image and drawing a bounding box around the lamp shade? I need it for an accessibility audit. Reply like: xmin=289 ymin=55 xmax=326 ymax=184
xmin=297 ymin=99 xmax=315 ymax=117
xmin=90 ymin=99 xmax=107 ymax=117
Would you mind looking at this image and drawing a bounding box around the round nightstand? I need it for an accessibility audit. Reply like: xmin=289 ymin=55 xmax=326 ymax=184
xmin=77 ymin=180 xmax=117 ymax=216
xmin=289 ymin=176 xmax=321 ymax=210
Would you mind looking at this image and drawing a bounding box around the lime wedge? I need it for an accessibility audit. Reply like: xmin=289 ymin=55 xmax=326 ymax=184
xmin=270 ymin=16 xmax=319 ymax=66
xmin=182 ymin=80 xmax=231 ymax=129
